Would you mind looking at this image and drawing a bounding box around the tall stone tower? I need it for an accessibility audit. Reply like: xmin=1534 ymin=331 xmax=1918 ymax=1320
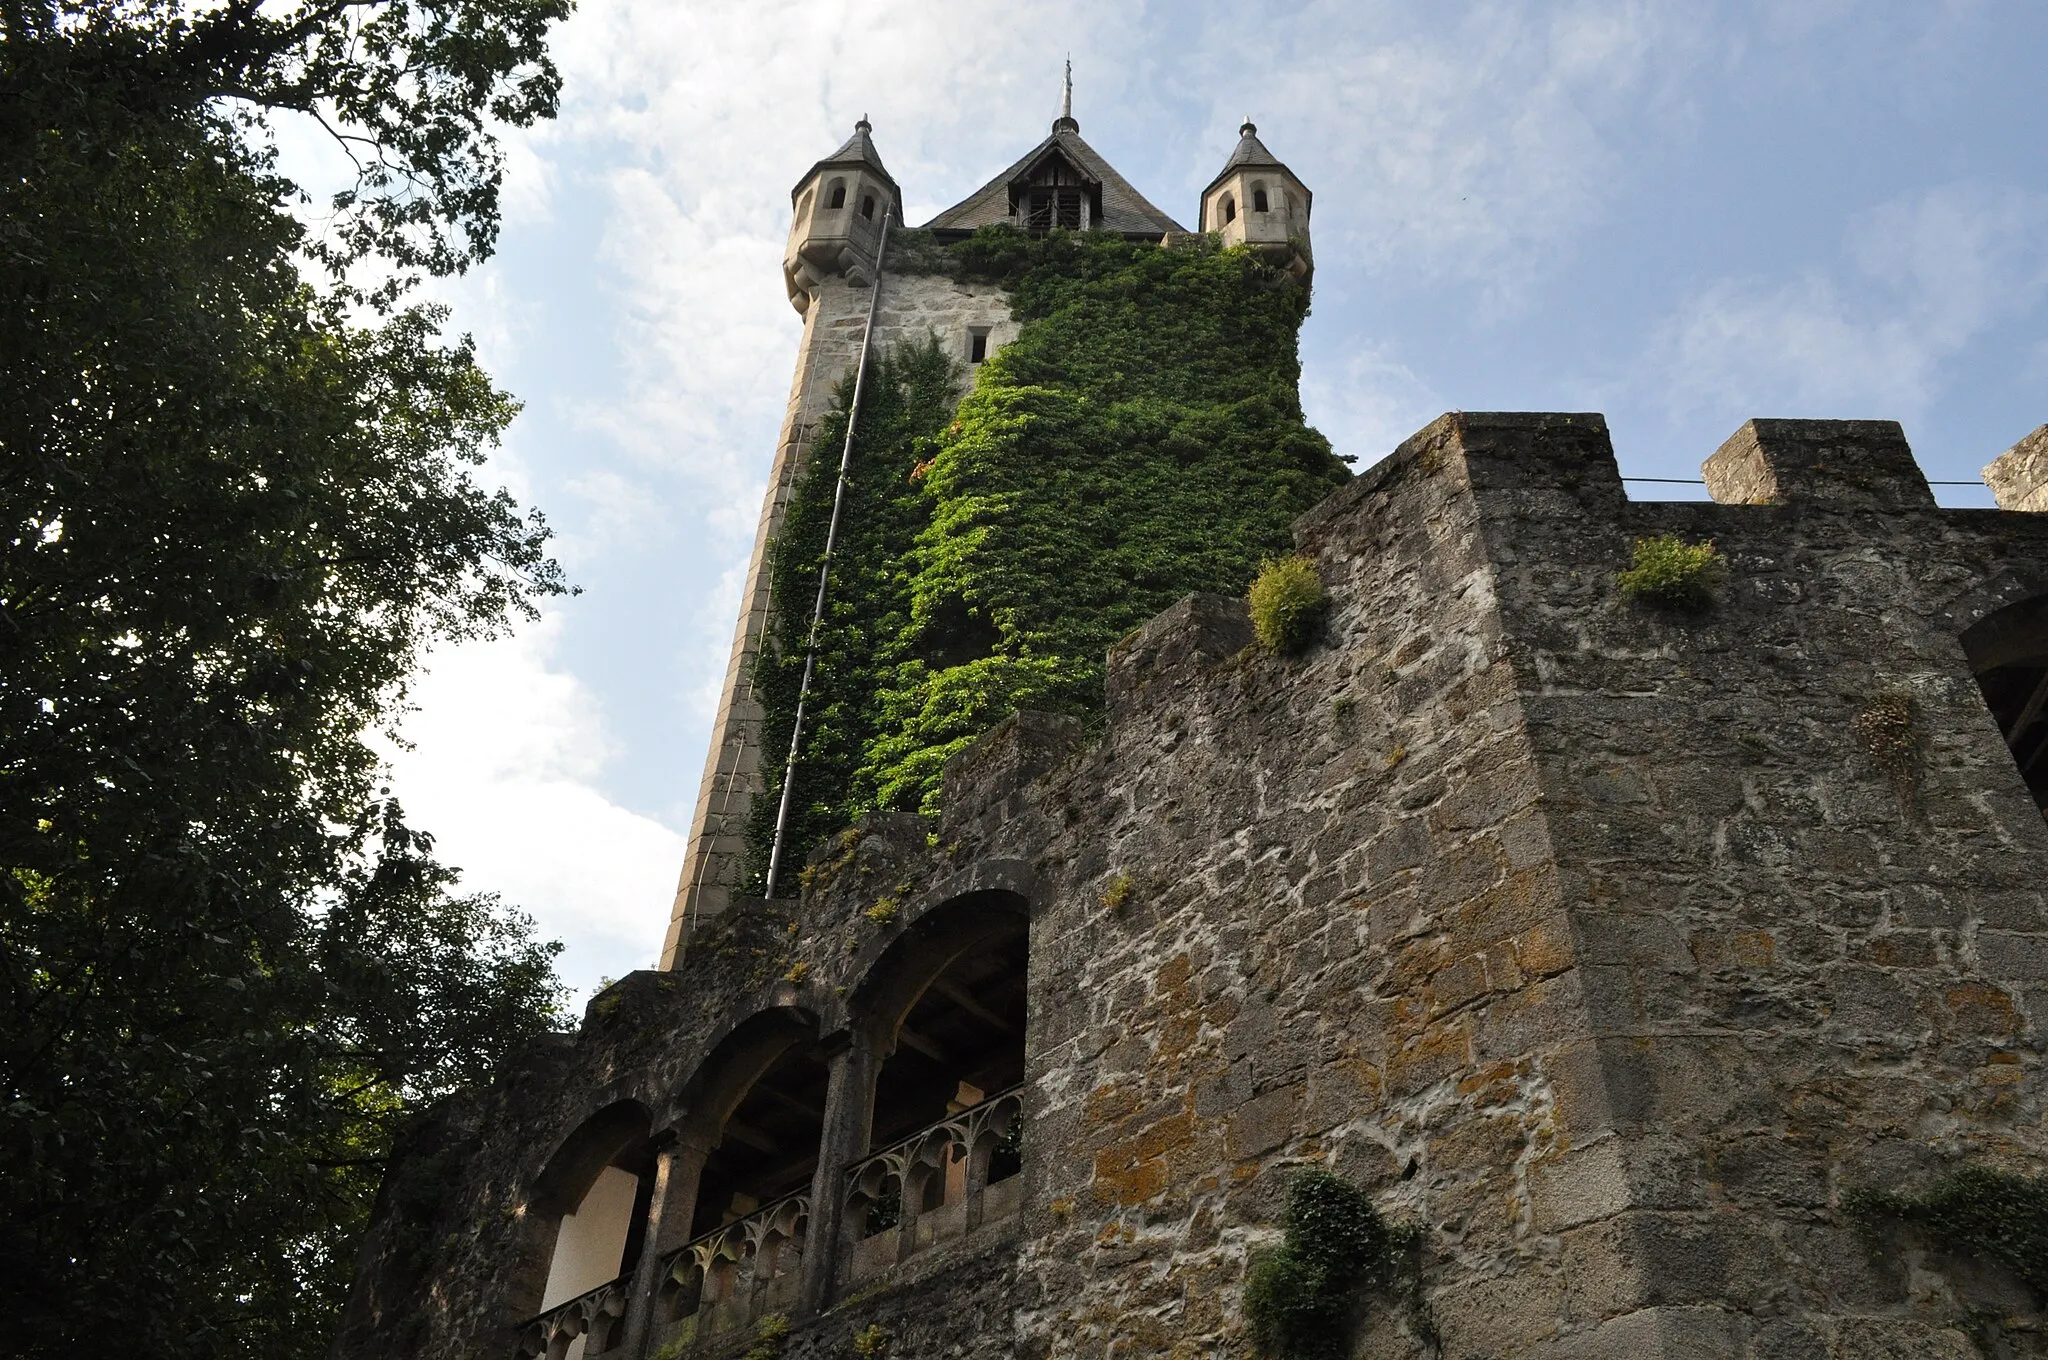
xmin=661 ymin=90 xmax=1192 ymax=966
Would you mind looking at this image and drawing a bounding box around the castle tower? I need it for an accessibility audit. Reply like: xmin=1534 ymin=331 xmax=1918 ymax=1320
xmin=664 ymin=96 xmax=1193 ymax=966
xmin=662 ymin=120 xmax=910 ymax=967
xmin=782 ymin=118 xmax=898 ymax=309
xmin=1199 ymin=119 xmax=1312 ymax=284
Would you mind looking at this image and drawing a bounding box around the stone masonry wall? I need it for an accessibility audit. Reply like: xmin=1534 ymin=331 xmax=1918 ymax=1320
xmin=344 ymin=411 xmax=2048 ymax=1360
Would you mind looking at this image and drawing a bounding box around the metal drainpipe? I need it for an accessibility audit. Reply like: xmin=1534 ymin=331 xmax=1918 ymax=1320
xmin=763 ymin=209 xmax=893 ymax=900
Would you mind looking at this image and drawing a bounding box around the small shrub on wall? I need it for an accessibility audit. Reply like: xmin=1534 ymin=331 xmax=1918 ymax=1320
xmin=1248 ymin=555 xmax=1326 ymax=655
xmin=1244 ymin=1170 xmax=1417 ymax=1360
xmin=1616 ymin=533 xmax=1728 ymax=612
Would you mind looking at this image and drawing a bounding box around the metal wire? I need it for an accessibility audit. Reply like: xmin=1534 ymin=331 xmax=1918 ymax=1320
xmin=763 ymin=211 xmax=893 ymax=901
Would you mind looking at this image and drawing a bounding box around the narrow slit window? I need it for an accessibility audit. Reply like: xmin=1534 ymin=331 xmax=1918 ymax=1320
xmin=860 ymin=194 xmax=875 ymax=219
xmin=969 ymin=329 xmax=989 ymax=364
xmin=827 ymin=182 xmax=846 ymax=210
xmin=1222 ymin=195 xmax=1236 ymax=224
xmin=1253 ymin=188 xmax=1269 ymax=213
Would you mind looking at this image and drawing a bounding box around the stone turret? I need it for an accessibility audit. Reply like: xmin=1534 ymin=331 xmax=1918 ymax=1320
xmin=783 ymin=118 xmax=899 ymax=310
xmin=1199 ymin=119 xmax=1311 ymax=284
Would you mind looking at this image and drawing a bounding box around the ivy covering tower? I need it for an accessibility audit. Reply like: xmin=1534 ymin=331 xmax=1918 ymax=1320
xmin=664 ymin=90 xmax=1337 ymax=958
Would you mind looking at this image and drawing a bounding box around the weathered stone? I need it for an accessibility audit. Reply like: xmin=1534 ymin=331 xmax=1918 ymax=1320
xmin=342 ymin=409 xmax=2048 ymax=1360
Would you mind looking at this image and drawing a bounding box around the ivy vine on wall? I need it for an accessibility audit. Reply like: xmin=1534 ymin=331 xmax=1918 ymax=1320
xmin=745 ymin=226 xmax=1350 ymax=888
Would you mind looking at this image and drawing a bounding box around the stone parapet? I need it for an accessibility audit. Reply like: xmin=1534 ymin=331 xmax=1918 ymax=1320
xmin=1703 ymin=417 xmax=1937 ymax=510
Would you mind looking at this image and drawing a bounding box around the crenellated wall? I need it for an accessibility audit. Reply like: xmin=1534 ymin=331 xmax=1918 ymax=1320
xmin=341 ymin=412 xmax=2048 ymax=1360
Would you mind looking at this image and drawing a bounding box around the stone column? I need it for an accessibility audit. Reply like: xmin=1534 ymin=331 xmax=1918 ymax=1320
xmin=621 ymin=1134 xmax=711 ymax=1359
xmin=797 ymin=1033 xmax=881 ymax=1314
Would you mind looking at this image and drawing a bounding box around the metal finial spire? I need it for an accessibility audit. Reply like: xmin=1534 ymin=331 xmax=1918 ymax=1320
xmin=1054 ymin=56 xmax=1079 ymax=133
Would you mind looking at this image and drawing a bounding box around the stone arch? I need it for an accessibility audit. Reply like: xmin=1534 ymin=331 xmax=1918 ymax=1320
xmin=655 ymin=1006 xmax=828 ymax=1329
xmin=1962 ymin=590 xmax=2048 ymax=811
xmin=825 ymin=178 xmax=846 ymax=211
xmin=1251 ymin=180 xmax=1269 ymax=213
xmin=1221 ymin=192 xmax=1236 ymax=224
xmin=507 ymin=1099 xmax=658 ymax=1358
xmin=794 ymin=188 xmax=813 ymax=226
xmin=843 ymin=889 xmax=1028 ymax=1256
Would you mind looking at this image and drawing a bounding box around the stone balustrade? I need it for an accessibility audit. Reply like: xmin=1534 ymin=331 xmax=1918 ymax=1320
xmin=652 ymin=1188 xmax=810 ymax=1343
xmin=512 ymin=1272 xmax=632 ymax=1360
xmin=842 ymin=1084 xmax=1023 ymax=1283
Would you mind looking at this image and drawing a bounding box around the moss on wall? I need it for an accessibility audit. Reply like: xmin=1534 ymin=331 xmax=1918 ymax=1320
xmin=745 ymin=227 xmax=1348 ymax=888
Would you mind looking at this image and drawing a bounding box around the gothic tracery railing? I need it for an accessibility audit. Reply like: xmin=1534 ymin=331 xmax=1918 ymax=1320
xmin=842 ymin=1084 xmax=1023 ymax=1277
xmin=653 ymin=1187 xmax=810 ymax=1328
xmin=512 ymin=1272 xmax=632 ymax=1360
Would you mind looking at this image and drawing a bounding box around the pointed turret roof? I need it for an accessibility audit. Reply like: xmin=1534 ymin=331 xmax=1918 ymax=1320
xmin=793 ymin=117 xmax=898 ymax=205
xmin=1202 ymin=120 xmax=1307 ymax=206
xmin=921 ymin=73 xmax=1185 ymax=239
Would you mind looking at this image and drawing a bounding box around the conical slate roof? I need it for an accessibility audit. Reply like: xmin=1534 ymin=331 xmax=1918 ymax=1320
xmin=1202 ymin=121 xmax=1306 ymax=205
xmin=922 ymin=125 xmax=1185 ymax=239
xmin=793 ymin=118 xmax=898 ymax=204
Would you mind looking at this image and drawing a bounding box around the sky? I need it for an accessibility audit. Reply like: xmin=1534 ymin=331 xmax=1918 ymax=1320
xmin=331 ymin=0 xmax=2048 ymax=1005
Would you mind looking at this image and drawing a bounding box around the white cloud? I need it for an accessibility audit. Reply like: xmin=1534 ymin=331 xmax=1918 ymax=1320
xmin=379 ymin=617 xmax=685 ymax=1004
xmin=1658 ymin=183 xmax=2048 ymax=417
xmin=1184 ymin=0 xmax=1696 ymax=302
xmin=1300 ymin=341 xmax=1444 ymax=467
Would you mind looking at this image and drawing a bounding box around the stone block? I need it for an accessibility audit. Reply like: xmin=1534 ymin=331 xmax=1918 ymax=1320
xmin=1530 ymin=1138 xmax=1632 ymax=1232
xmin=937 ymin=708 xmax=1082 ymax=839
xmin=1983 ymin=424 xmax=2048 ymax=511
xmin=1103 ymin=592 xmax=1253 ymax=724
xmin=1222 ymin=1083 xmax=1303 ymax=1159
xmin=1552 ymin=1306 xmax=1742 ymax=1360
xmin=1975 ymin=930 xmax=2048 ymax=981
xmin=1702 ymin=418 xmax=1935 ymax=510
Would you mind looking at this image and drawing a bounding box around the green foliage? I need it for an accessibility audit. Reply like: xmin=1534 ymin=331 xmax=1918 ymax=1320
xmin=1244 ymin=1170 xmax=1411 ymax=1360
xmin=1248 ymin=555 xmax=1327 ymax=654
xmin=744 ymin=1311 xmax=793 ymax=1360
xmin=0 ymin=2 xmax=571 ymax=1355
xmin=2 ymin=0 xmax=571 ymax=299
xmin=1848 ymin=1166 xmax=2048 ymax=1296
xmin=748 ymin=228 xmax=1348 ymax=880
xmin=1616 ymin=533 xmax=1729 ymax=612
xmin=851 ymin=1322 xmax=894 ymax=1358
xmin=1101 ymin=872 xmax=1135 ymax=912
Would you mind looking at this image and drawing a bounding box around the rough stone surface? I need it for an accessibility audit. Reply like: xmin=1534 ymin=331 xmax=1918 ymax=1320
xmin=341 ymin=412 xmax=2048 ymax=1360
xmin=1985 ymin=424 xmax=2048 ymax=513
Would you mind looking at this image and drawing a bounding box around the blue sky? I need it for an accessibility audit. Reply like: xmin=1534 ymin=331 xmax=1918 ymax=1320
xmin=353 ymin=1 xmax=2048 ymax=1003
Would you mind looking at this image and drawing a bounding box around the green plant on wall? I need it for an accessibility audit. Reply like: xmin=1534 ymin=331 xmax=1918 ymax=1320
xmin=1848 ymin=1166 xmax=2048 ymax=1296
xmin=1248 ymin=555 xmax=1326 ymax=654
xmin=742 ymin=1312 xmax=793 ymax=1360
xmin=745 ymin=226 xmax=1350 ymax=886
xmin=1243 ymin=1169 xmax=1418 ymax=1360
xmin=1616 ymin=533 xmax=1728 ymax=612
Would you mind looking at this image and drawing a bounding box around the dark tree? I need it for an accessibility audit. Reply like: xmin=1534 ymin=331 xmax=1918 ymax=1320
xmin=1 ymin=1 xmax=575 ymax=1354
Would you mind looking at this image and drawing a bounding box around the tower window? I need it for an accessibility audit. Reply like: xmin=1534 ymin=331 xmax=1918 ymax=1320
xmin=1253 ymin=187 xmax=1269 ymax=213
xmin=827 ymin=182 xmax=846 ymax=210
xmin=861 ymin=195 xmax=875 ymax=220
xmin=1025 ymin=187 xmax=1083 ymax=234
xmin=1222 ymin=195 xmax=1236 ymax=224
xmin=969 ymin=328 xmax=989 ymax=364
